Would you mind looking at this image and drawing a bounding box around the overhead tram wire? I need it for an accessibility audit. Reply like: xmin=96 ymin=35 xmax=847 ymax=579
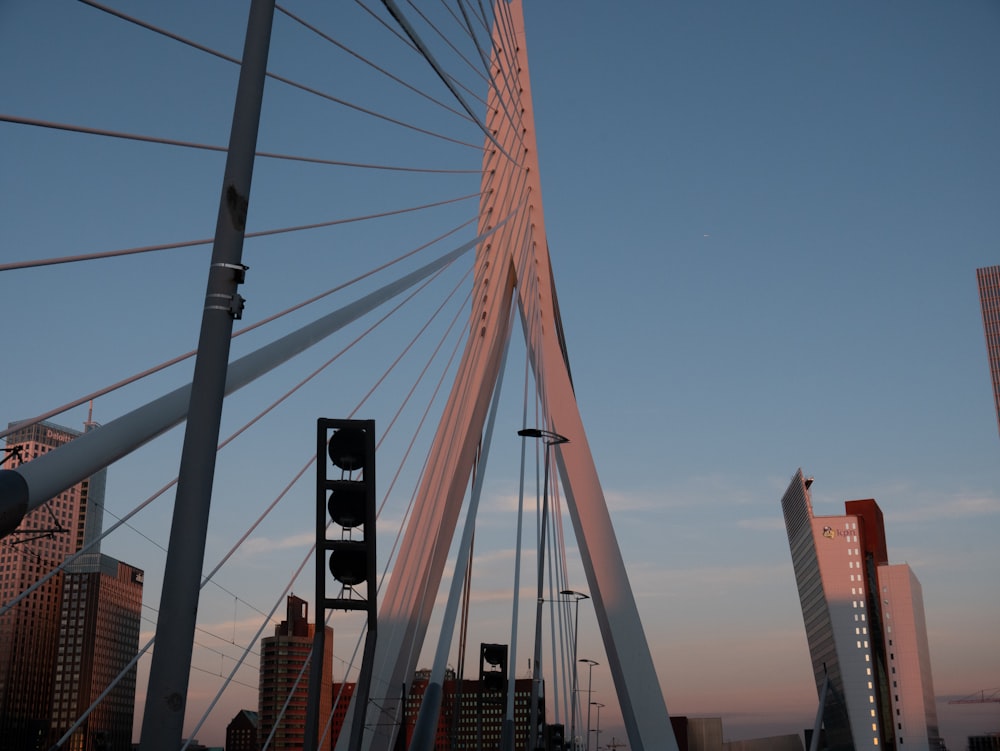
xmin=183 ymin=266 xmax=478 ymax=750
xmin=48 ymin=255 xmax=475 ymax=748
xmin=77 ymin=0 xmax=482 ymax=151
xmin=0 ymin=213 xmax=478 ymax=442
xmin=0 ymin=212 xmax=506 ymax=568
xmin=0 ymin=254 xmax=460 ymax=621
xmin=24 ymin=221 xmax=476 ymax=607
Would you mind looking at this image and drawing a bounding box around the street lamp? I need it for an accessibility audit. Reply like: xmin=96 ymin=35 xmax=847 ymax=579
xmin=590 ymin=702 xmax=605 ymax=751
xmin=560 ymin=589 xmax=589 ymax=751
xmin=518 ymin=427 xmax=570 ymax=751
xmin=579 ymin=658 xmax=599 ymax=751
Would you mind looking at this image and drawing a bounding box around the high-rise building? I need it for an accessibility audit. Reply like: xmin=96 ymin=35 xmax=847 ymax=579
xmin=1 ymin=421 xmax=90 ymax=748
xmin=331 ymin=672 xmax=535 ymax=750
xmin=258 ymin=595 xmax=333 ymax=750
xmin=1 ymin=419 xmax=143 ymax=751
xmin=977 ymin=265 xmax=1000 ymax=438
xmin=50 ymin=554 xmax=143 ymax=751
xmin=780 ymin=470 xmax=942 ymax=751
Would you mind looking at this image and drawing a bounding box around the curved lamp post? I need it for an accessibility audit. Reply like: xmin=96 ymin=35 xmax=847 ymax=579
xmin=579 ymin=658 xmax=599 ymax=751
xmin=518 ymin=427 xmax=569 ymax=751
xmin=590 ymin=701 xmax=605 ymax=751
xmin=560 ymin=589 xmax=589 ymax=750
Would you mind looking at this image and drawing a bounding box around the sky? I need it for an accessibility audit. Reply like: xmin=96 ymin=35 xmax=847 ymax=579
xmin=2 ymin=1 xmax=999 ymax=749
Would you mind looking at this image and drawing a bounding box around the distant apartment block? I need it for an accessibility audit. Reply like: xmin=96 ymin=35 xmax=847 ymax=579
xmin=226 ymin=708 xmax=258 ymax=751
xmin=51 ymin=555 xmax=143 ymax=751
xmin=781 ymin=470 xmax=943 ymax=751
xmin=258 ymin=595 xmax=333 ymax=750
xmin=332 ymin=672 xmax=534 ymax=750
xmin=977 ymin=265 xmax=1000 ymax=438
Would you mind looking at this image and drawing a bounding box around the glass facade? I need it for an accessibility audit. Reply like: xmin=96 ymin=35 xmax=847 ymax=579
xmin=977 ymin=265 xmax=1000 ymax=438
xmin=0 ymin=421 xmax=85 ymax=749
xmin=781 ymin=470 xmax=942 ymax=751
xmin=1 ymin=420 xmax=141 ymax=751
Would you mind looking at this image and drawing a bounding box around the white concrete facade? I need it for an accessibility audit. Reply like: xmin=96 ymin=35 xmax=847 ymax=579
xmin=877 ymin=565 xmax=941 ymax=751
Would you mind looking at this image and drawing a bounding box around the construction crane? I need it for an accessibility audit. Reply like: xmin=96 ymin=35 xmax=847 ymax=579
xmin=948 ymin=688 xmax=1000 ymax=704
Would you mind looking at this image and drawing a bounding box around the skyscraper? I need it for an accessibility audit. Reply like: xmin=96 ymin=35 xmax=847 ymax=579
xmin=780 ymin=470 xmax=942 ymax=751
xmin=50 ymin=555 xmax=144 ymax=751
xmin=976 ymin=265 xmax=1000 ymax=438
xmin=1 ymin=419 xmax=143 ymax=751
xmin=1 ymin=421 xmax=91 ymax=748
xmin=258 ymin=595 xmax=333 ymax=750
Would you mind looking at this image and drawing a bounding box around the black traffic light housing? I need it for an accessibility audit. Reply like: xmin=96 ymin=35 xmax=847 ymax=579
xmin=316 ymin=419 xmax=376 ymax=611
xmin=545 ymin=723 xmax=565 ymax=750
xmin=479 ymin=642 xmax=508 ymax=695
xmin=310 ymin=419 xmax=377 ymax=751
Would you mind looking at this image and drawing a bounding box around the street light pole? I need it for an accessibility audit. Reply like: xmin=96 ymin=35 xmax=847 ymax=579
xmin=579 ymin=658 xmax=598 ymax=751
xmin=518 ymin=428 xmax=569 ymax=751
xmin=560 ymin=589 xmax=589 ymax=751
xmin=591 ymin=702 xmax=605 ymax=751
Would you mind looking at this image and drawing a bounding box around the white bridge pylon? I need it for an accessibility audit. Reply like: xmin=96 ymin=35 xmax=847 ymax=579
xmin=344 ymin=3 xmax=677 ymax=750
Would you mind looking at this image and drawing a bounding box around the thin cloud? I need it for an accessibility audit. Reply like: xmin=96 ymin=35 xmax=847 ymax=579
xmin=887 ymin=494 xmax=1000 ymax=523
xmin=737 ymin=516 xmax=786 ymax=531
xmin=236 ymin=531 xmax=314 ymax=557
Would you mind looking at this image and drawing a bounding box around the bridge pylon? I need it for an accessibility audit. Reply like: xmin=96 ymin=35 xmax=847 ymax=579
xmin=338 ymin=3 xmax=678 ymax=751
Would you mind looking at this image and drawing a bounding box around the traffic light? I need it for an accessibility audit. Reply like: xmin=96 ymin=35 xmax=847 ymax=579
xmin=480 ymin=643 xmax=508 ymax=694
xmin=545 ymin=723 xmax=565 ymax=751
xmin=317 ymin=419 xmax=376 ymax=611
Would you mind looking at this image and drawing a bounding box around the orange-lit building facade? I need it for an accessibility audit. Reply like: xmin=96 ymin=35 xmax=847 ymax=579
xmin=781 ymin=470 xmax=942 ymax=751
xmin=51 ymin=555 xmax=143 ymax=751
xmin=1 ymin=419 xmax=143 ymax=751
xmin=977 ymin=265 xmax=1000 ymax=438
xmin=1 ymin=421 xmax=90 ymax=749
xmin=258 ymin=595 xmax=333 ymax=750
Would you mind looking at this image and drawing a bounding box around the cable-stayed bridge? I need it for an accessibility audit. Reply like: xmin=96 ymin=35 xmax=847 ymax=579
xmin=1 ymin=2 xmax=675 ymax=750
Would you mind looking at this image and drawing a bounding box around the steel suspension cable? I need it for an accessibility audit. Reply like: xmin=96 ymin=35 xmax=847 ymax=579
xmin=0 ymin=115 xmax=477 ymax=175
xmin=77 ymin=0 xmax=482 ymax=149
xmin=0 ymin=214 xmax=478 ymax=442
xmin=0 ymin=192 xmax=479 ymax=272
xmin=381 ymin=0 xmax=517 ymax=165
xmin=275 ymin=4 xmax=472 ymax=123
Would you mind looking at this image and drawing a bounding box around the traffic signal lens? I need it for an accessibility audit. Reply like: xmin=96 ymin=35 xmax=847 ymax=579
xmin=327 ymin=481 xmax=366 ymax=528
xmin=329 ymin=541 xmax=367 ymax=586
xmin=327 ymin=427 xmax=368 ymax=472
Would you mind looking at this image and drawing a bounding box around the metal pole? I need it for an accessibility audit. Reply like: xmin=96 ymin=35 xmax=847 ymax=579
xmin=592 ymin=703 xmax=604 ymax=751
xmin=528 ymin=444 xmax=550 ymax=751
xmin=581 ymin=661 xmax=598 ymax=751
xmin=138 ymin=1 xmax=275 ymax=748
xmin=570 ymin=599 xmax=580 ymax=750
xmin=561 ymin=591 xmax=587 ymax=751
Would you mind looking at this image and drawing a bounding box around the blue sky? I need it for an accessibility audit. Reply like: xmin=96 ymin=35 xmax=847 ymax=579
xmin=2 ymin=1 xmax=999 ymax=748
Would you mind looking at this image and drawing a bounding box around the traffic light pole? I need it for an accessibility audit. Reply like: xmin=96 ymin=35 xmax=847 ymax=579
xmin=308 ymin=420 xmax=378 ymax=751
